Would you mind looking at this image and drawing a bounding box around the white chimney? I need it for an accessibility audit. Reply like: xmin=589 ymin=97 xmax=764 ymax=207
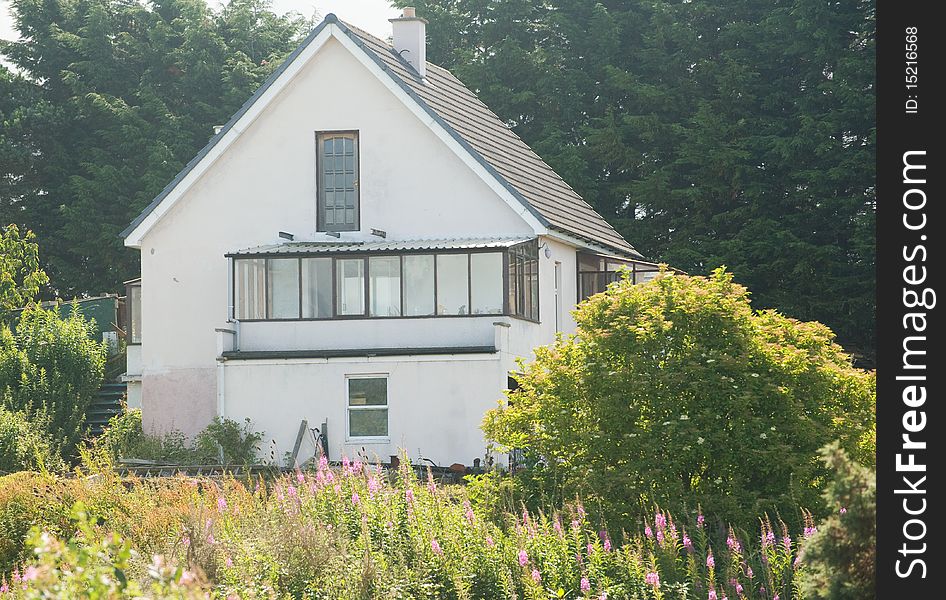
xmin=389 ymin=7 xmax=427 ymax=78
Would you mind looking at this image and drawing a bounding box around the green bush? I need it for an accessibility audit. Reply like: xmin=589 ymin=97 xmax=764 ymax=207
xmin=0 ymin=306 xmax=106 ymax=462
xmin=94 ymin=410 xmax=263 ymax=466
xmin=796 ymin=442 xmax=876 ymax=599
xmin=0 ymin=406 xmax=62 ymax=474
xmin=483 ymin=268 xmax=876 ymax=531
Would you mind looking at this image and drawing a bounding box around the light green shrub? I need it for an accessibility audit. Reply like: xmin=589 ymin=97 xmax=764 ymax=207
xmin=0 ymin=406 xmax=62 ymax=474
xmin=0 ymin=306 xmax=106 ymax=462
xmin=483 ymin=268 xmax=876 ymax=532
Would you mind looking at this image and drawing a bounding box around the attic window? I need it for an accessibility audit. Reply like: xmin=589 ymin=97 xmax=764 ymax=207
xmin=317 ymin=132 xmax=359 ymax=232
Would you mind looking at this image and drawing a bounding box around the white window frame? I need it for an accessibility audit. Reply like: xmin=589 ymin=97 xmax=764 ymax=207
xmin=345 ymin=374 xmax=390 ymax=442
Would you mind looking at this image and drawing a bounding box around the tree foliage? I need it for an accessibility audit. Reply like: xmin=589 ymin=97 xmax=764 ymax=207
xmin=0 ymin=306 xmax=107 ymax=462
xmin=396 ymin=0 xmax=876 ymax=359
xmin=797 ymin=442 xmax=876 ymax=599
xmin=483 ymin=269 xmax=875 ymax=531
xmin=0 ymin=0 xmax=309 ymax=296
xmin=0 ymin=225 xmax=49 ymax=314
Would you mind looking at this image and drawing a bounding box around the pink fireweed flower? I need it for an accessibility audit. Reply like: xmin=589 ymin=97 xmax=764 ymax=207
xmin=656 ymin=530 xmax=665 ymax=545
xmin=287 ymin=484 xmax=297 ymax=499
xmin=840 ymin=507 xmax=848 ymax=514
xmin=746 ymin=566 xmax=754 ymax=578
xmin=217 ymin=496 xmax=227 ymax=513
xmin=782 ymin=535 xmax=792 ymax=551
xmin=318 ymin=454 xmax=328 ymax=470
xmin=804 ymin=526 xmax=817 ymax=538
xmin=553 ymin=519 xmax=562 ymax=534
xmin=486 ymin=535 xmax=495 ymax=547
xmin=697 ymin=513 xmax=705 ymax=528
xmin=225 ymin=555 xmax=234 ymax=568
xmin=706 ymin=553 xmax=715 ymax=569
xmin=353 ymin=460 xmax=363 ymax=474
xmin=518 ymin=549 xmax=529 ymax=566
xmin=736 ymin=583 xmax=744 ymax=595
xmin=351 ymin=491 xmax=360 ymax=505
xmin=466 ymin=508 xmax=475 ymax=523
xmin=794 ymin=556 xmax=802 ymax=568
xmin=644 ymin=526 xmax=653 ymax=538
xmin=431 ymin=539 xmax=443 ymax=555
xmin=0 ymin=581 xmax=8 ymax=593
xmin=581 ymin=577 xmax=591 ymax=593
xmin=333 ymin=484 xmax=342 ymax=494
xmin=708 ymin=590 xmax=717 ymax=600
xmin=645 ymin=572 xmax=660 ymax=587
xmin=531 ymin=569 xmax=541 ymax=583
xmin=577 ymin=504 xmax=586 ymax=518
xmin=427 ymin=474 xmax=437 ymax=494
xmin=683 ymin=534 xmax=693 ymax=551
xmin=655 ymin=512 xmax=667 ymax=529
xmin=342 ymin=456 xmax=350 ymax=469
xmin=571 ymin=519 xmax=580 ymax=529
xmin=587 ymin=542 xmax=594 ymax=555
xmin=603 ymin=538 xmax=612 ymax=552
xmin=296 ymin=470 xmax=305 ymax=484
xmin=405 ymin=488 xmax=415 ymax=503
xmin=182 ymin=535 xmax=190 ymax=547
xmin=325 ymin=469 xmax=336 ymax=484
xmin=773 ymin=596 xmax=779 ymax=600
xmin=21 ymin=567 xmax=38 ymax=582
xmin=761 ymin=530 xmax=775 ymax=547
xmin=207 ymin=532 xmax=216 ymax=545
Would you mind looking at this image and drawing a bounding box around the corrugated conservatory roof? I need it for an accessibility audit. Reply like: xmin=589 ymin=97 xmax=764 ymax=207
xmin=227 ymin=237 xmax=534 ymax=257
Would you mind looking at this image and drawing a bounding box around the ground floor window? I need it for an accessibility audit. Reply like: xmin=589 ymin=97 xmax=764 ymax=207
xmin=347 ymin=376 xmax=388 ymax=439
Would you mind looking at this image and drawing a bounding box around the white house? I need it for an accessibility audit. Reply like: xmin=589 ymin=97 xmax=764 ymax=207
xmin=121 ymin=8 xmax=659 ymax=468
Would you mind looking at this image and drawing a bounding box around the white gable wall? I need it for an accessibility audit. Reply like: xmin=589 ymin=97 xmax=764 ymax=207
xmin=137 ymin=37 xmax=536 ymax=436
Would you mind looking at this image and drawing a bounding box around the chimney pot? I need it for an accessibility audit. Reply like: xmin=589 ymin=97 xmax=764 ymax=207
xmin=390 ymin=7 xmax=427 ymax=78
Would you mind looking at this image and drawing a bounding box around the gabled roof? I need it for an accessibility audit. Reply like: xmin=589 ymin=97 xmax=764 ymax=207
xmin=122 ymin=14 xmax=639 ymax=257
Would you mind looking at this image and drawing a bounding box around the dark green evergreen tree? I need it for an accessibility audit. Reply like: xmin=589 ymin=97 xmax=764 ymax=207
xmin=1 ymin=0 xmax=308 ymax=297
xmin=396 ymin=0 xmax=875 ymax=360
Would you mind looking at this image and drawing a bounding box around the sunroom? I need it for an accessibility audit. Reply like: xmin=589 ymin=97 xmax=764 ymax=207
xmin=226 ymin=237 xmax=540 ymax=324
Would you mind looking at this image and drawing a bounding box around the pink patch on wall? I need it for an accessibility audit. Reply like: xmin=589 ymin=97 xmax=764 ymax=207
xmin=142 ymin=368 xmax=217 ymax=439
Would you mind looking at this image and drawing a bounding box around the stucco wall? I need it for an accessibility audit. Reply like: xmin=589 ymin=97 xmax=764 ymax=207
xmin=222 ymin=353 xmax=506 ymax=467
xmin=136 ymin=37 xmax=540 ymax=436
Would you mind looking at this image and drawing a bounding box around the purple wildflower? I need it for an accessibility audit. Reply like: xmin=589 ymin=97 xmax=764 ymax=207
xmin=486 ymin=536 xmax=495 ymax=547
xmin=708 ymin=590 xmax=718 ymax=600
xmin=656 ymin=530 xmax=665 ymax=545
xmin=683 ymin=534 xmax=694 ymax=551
xmin=782 ymin=535 xmax=792 ymax=551
xmin=840 ymin=507 xmax=848 ymax=514
xmin=571 ymin=519 xmax=580 ymax=529
xmin=736 ymin=583 xmax=743 ymax=595
xmin=645 ymin=572 xmax=660 ymax=587
xmin=656 ymin=512 xmax=667 ymax=528
xmin=368 ymin=477 xmax=380 ymax=496
xmin=794 ymin=556 xmax=802 ymax=568
xmin=518 ymin=549 xmax=529 ymax=566
xmin=697 ymin=513 xmax=705 ymax=528
xmin=351 ymin=491 xmax=360 ymax=505
xmin=225 ymin=555 xmax=234 ymax=568
xmin=405 ymin=488 xmax=414 ymax=503
xmin=746 ymin=566 xmax=754 ymax=578
xmin=644 ymin=526 xmax=654 ymax=539
xmin=296 ymin=470 xmax=305 ymax=484
xmin=553 ymin=519 xmax=562 ymax=534
xmin=217 ymin=496 xmax=227 ymax=513
xmin=603 ymin=538 xmax=612 ymax=552
xmin=531 ymin=569 xmax=541 ymax=583
xmin=707 ymin=553 xmax=715 ymax=569
xmin=581 ymin=577 xmax=591 ymax=593
xmin=22 ymin=567 xmax=38 ymax=582
xmin=431 ymin=539 xmax=443 ymax=555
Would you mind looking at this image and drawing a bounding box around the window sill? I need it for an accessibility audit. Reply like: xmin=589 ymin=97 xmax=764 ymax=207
xmin=345 ymin=437 xmax=391 ymax=444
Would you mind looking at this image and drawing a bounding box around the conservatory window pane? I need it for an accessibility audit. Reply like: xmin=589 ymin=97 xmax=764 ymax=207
xmin=267 ymin=259 xmax=300 ymax=319
xmin=403 ymin=255 xmax=435 ymax=316
xmin=436 ymin=254 xmax=469 ymax=315
xmin=470 ymin=253 xmax=503 ymax=315
xmin=336 ymin=258 xmax=365 ymax=315
xmin=369 ymin=256 xmax=402 ymax=317
xmin=302 ymin=258 xmax=333 ymax=318
xmin=237 ymin=259 xmax=266 ymax=320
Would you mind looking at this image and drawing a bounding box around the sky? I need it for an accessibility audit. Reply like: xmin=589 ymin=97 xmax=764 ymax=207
xmin=1 ymin=0 xmax=401 ymax=47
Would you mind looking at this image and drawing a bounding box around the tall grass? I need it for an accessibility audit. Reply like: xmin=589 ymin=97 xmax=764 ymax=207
xmin=1 ymin=457 xmax=813 ymax=599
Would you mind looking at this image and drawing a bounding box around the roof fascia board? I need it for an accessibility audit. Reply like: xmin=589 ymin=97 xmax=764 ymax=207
xmin=122 ymin=24 xmax=336 ymax=247
xmin=543 ymin=229 xmax=644 ymax=259
xmin=330 ymin=24 xmax=547 ymax=235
